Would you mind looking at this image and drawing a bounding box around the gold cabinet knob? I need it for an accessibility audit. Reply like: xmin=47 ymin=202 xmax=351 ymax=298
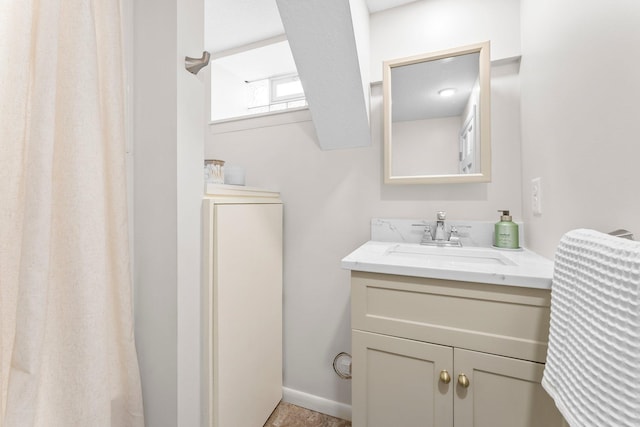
xmin=439 ymin=370 xmax=451 ymax=384
xmin=458 ymin=373 xmax=470 ymax=388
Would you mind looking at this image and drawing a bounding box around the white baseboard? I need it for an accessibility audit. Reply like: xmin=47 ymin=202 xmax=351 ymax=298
xmin=282 ymin=387 xmax=352 ymax=421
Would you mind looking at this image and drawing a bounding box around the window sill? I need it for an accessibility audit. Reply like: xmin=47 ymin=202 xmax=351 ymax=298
xmin=209 ymin=107 xmax=312 ymax=135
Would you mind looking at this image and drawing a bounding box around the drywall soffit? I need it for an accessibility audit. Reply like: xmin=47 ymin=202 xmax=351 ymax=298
xmin=277 ymin=0 xmax=372 ymax=150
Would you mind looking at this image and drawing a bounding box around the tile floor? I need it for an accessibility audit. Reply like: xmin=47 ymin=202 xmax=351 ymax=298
xmin=264 ymin=402 xmax=351 ymax=427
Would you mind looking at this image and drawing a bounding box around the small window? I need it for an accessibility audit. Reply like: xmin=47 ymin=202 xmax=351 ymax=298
xmin=270 ymin=75 xmax=305 ymax=103
xmin=245 ymin=75 xmax=307 ymax=115
xmin=210 ymin=40 xmax=308 ymax=122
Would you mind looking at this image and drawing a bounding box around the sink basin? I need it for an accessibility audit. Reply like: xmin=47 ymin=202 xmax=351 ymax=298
xmin=384 ymin=244 xmax=517 ymax=266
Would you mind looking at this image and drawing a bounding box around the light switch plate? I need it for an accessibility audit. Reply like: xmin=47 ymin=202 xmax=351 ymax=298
xmin=532 ymin=177 xmax=542 ymax=216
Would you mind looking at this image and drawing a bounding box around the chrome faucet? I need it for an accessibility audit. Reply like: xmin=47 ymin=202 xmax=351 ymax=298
xmin=412 ymin=211 xmax=463 ymax=247
xmin=434 ymin=211 xmax=447 ymax=241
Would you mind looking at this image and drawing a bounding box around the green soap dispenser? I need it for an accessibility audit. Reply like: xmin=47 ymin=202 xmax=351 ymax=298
xmin=494 ymin=210 xmax=519 ymax=249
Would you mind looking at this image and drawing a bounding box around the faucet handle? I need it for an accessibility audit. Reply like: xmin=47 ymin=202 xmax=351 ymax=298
xmin=447 ymin=226 xmax=463 ymax=247
xmin=437 ymin=211 xmax=446 ymax=221
xmin=449 ymin=226 xmax=460 ymax=241
xmin=412 ymin=223 xmax=433 ymax=242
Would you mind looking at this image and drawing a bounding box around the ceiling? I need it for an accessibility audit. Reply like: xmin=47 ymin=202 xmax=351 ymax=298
xmin=392 ymin=52 xmax=480 ymax=122
xmin=205 ymin=0 xmax=419 ymax=53
xmin=212 ymin=40 xmax=297 ymax=83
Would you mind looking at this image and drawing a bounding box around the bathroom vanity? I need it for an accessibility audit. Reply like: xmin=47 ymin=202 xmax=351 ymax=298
xmin=342 ymin=221 xmax=567 ymax=427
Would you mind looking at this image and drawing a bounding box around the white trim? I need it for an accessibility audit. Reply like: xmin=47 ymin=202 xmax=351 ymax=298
xmin=211 ymin=34 xmax=288 ymax=60
xmin=209 ymin=107 xmax=311 ymax=135
xmin=282 ymin=387 xmax=352 ymax=422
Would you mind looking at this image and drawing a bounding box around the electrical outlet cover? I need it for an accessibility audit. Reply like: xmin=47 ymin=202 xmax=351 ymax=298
xmin=532 ymin=177 xmax=542 ymax=216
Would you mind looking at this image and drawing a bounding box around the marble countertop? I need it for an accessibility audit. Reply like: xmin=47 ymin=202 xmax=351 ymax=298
xmin=341 ymin=240 xmax=554 ymax=289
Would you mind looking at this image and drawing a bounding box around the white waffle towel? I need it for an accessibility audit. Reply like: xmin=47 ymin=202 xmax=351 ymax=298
xmin=542 ymin=229 xmax=640 ymax=427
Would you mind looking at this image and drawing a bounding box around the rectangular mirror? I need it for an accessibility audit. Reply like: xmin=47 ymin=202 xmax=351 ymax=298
xmin=383 ymin=41 xmax=491 ymax=184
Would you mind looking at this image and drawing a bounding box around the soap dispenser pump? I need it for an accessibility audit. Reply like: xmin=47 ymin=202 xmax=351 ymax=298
xmin=494 ymin=210 xmax=519 ymax=249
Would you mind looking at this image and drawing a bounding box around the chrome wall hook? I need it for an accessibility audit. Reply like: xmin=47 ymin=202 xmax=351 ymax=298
xmin=185 ymin=51 xmax=211 ymax=75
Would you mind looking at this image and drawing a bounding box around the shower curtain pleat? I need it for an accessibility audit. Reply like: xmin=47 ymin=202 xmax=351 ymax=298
xmin=0 ymin=0 xmax=144 ymax=426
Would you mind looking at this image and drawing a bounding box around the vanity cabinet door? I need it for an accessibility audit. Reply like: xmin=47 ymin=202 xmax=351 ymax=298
xmin=352 ymin=330 xmax=454 ymax=427
xmin=453 ymin=348 xmax=565 ymax=427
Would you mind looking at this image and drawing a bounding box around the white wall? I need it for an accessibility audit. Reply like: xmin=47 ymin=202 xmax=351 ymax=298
xmin=133 ymin=0 xmax=178 ymax=424
xmin=133 ymin=0 xmax=204 ymax=425
xmin=176 ymin=0 xmax=206 ymax=425
xmin=369 ymin=0 xmax=521 ymax=81
xmin=210 ymin=63 xmax=249 ymax=120
xmin=520 ymin=0 xmax=640 ymax=257
xmin=205 ymin=58 xmax=522 ymax=411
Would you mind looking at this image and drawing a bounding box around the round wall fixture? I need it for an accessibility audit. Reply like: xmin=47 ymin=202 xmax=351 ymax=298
xmin=333 ymin=352 xmax=352 ymax=379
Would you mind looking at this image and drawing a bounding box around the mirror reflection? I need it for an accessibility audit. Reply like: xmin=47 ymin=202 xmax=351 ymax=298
xmin=384 ymin=41 xmax=491 ymax=184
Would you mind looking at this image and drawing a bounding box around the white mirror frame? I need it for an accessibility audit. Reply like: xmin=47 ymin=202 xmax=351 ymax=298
xmin=383 ymin=41 xmax=491 ymax=184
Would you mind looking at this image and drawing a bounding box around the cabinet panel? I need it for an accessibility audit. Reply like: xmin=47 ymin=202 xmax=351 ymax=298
xmin=352 ymin=330 xmax=453 ymax=427
xmin=209 ymin=203 xmax=283 ymax=427
xmin=454 ymin=348 xmax=564 ymax=427
xmin=352 ymin=272 xmax=551 ymax=363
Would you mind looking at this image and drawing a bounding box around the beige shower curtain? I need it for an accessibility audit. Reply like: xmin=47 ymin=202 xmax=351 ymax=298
xmin=0 ymin=0 xmax=144 ymax=426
